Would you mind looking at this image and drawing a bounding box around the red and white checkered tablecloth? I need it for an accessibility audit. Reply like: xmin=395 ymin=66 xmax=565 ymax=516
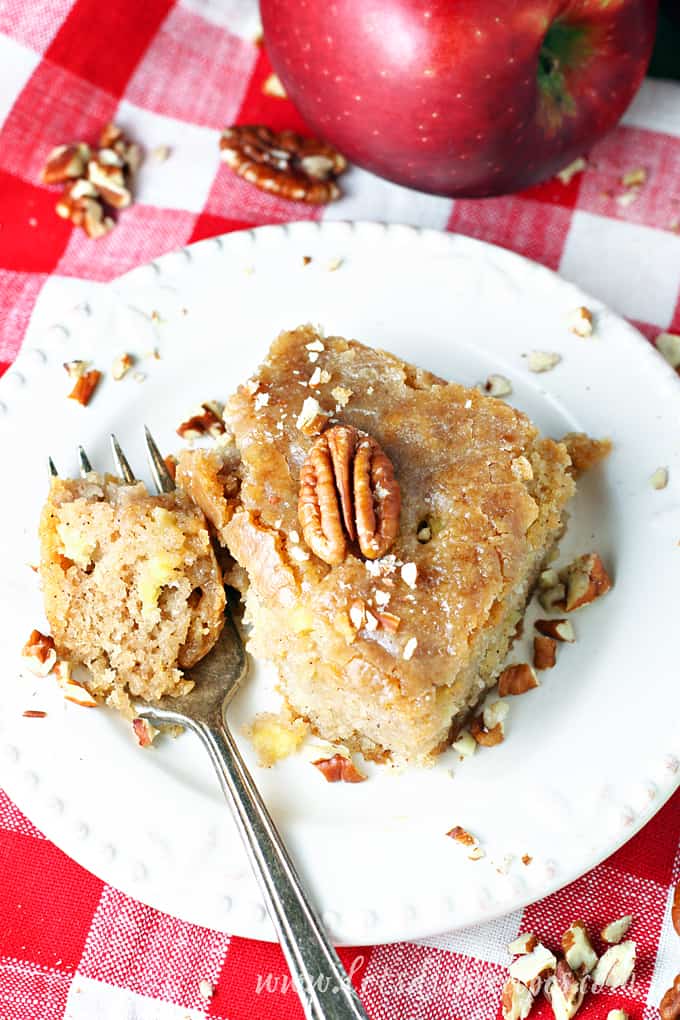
xmin=1 ymin=1 xmax=679 ymax=1017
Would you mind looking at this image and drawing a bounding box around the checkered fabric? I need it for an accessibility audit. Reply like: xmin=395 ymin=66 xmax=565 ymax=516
xmin=0 ymin=2 xmax=679 ymax=1017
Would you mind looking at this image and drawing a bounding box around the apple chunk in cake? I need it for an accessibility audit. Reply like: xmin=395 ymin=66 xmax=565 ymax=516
xmin=39 ymin=474 xmax=225 ymax=710
xmin=181 ymin=325 xmax=575 ymax=764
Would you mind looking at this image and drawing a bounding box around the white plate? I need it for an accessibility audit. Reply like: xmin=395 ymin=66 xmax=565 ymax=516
xmin=0 ymin=222 xmax=678 ymax=946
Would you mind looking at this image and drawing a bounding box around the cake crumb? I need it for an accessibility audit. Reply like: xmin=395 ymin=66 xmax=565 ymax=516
xmin=245 ymin=712 xmax=308 ymax=767
xmin=650 ymin=466 xmax=669 ymax=490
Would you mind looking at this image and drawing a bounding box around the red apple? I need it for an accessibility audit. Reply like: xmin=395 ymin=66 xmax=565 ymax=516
xmin=261 ymin=0 xmax=658 ymax=197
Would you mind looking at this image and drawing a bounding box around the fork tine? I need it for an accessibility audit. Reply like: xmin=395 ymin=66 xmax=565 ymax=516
xmin=110 ymin=434 xmax=136 ymax=484
xmin=144 ymin=426 xmax=176 ymax=493
xmin=48 ymin=457 xmax=59 ymax=478
xmin=78 ymin=445 xmax=93 ymax=476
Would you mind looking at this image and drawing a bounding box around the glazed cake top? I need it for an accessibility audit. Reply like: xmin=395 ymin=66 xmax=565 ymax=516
xmin=222 ymin=325 xmax=574 ymax=697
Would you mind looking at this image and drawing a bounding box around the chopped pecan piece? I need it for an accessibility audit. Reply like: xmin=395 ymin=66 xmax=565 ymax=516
xmin=41 ymin=142 xmax=91 ymax=184
xmin=509 ymin=944 xmax=556 ymax=985
xmin=296 ymin=396 xmax=328 ymax=436
xmin=534 ymin=635 xmax=557 ymax=670
xmin=484 ymin=374 xmax=513 ymax=398
xmin=498 ymin=663 xmax=538 ymax=697
xmin=54 ymin=661 xmax=97 ymax=707
xmin=591 ymin=940 xmax=636 ymax=988
xmin=562 ymin=920 xmax=597 ymax=976
xmin=539 ymin=582 xmax=567 ymax=613
xmin=501 ymin=978 xmax=534 ymax=1020
xmin=219 ymin=126 xmax=347 ymax=204
xmin=446 ymin=825 xmax=484 ymax=859
xmin=558 ymin=553 xmax=612 ymax=612
xmin=23 ymin=710 xmax=47 ymax=718
xmin=601 ymin=915 xmax=633 ymax=945
xmin=507 ymin=933 xmax=538 ymax=956
xmin=545 ymin=959 xmax=585 ymax=1019
xmin=21 ymin=630 xmax=57 ymax=677
xmin=68 ymin=369 xmax=101 ymax=406
xmin=87 ymin=154 xmax=132 ymax=209
xmin=177 ymin=402 xmax=226 ymax=439
xmin=535 ymin=618 xmax=575 ymax=642
xmin=56 ymin=180 xmax=114 ymax=238
xmin=132 ymin=717 xmax=159 ymax=747
xmin=312 ymin=753 xmax=366 ymax=783
xmin=298 ymin=424 xmax=401 ymax=565
xmin=470 ymin=714 xmax=504 ymax=746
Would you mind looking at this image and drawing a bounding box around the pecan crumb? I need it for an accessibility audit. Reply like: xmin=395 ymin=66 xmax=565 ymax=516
xmin=112 ymin=352 xmax=133 ymax=380
xmin=198 ymin=979 xmax=214 ymax=1000
xmin=566 ymin=305 xmax=593 ymax=337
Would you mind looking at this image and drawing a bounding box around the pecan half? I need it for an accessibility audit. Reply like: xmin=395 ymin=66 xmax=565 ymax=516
xmin=660 ymin=974 xmax=680 ymax=1020
xmin=219 ymin=126 xmax=347 ymax=204
xmin=298 ymin=424 xmax=401 ymax=565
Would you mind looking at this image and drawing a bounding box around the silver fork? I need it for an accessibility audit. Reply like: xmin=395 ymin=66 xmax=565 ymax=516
xmin=50 ymin=429 xmax=370 ymax=1020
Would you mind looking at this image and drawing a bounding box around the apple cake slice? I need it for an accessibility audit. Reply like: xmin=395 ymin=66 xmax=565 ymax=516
xmin=39 ymin=474 xmax=225 ymax=712
xmin=179 ymin=325 xmax=575 ymax=765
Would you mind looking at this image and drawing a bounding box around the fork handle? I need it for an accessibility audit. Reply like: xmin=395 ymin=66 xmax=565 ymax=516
xmin=196 ymin=719 xmax=371 ymax=1020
